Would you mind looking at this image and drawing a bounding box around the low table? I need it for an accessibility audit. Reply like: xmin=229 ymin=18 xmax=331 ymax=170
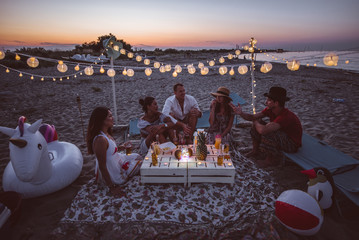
xmin=140 ymin=145 xmax=235 ymax=187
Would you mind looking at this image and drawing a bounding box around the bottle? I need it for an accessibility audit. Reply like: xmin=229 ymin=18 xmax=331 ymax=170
xmin=217 ymin=144 xmax=224 ymax=166
xmin=193 ymin=132 xmax=197 ymax=154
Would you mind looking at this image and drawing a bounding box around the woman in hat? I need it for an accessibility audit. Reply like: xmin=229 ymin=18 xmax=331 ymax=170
xmin=207 ymin=87 xmax=234 ymax=144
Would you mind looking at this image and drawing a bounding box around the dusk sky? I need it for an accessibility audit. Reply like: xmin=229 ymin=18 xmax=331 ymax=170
xmin=1 ymin=0 xmax=359 ymax=51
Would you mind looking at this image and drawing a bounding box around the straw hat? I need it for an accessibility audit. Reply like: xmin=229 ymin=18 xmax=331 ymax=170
xmin=211 ymin=87 xmax=232 ymax=101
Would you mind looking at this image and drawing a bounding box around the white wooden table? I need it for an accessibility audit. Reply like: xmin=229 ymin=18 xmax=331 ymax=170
xmin=140 ymin=145 xmax=235 ymax=187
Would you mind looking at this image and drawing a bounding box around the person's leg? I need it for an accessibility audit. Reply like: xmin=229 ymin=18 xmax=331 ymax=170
xmin=186 ymin=113 xmax=199 ymax=144
xmin=247 ymin=125 xmax=262 ymax=157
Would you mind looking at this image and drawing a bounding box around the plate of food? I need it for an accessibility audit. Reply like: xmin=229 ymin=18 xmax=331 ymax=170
xmin=158 ymin=142 xmax=176 ymax=153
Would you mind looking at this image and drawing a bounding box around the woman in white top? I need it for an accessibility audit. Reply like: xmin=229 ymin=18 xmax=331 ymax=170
xmin=86 ymin=107 xmax=142 ymax=195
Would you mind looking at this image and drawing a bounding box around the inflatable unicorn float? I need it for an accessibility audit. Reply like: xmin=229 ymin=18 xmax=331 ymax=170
xmin=0 ymin=116 xmax=83 ymax=198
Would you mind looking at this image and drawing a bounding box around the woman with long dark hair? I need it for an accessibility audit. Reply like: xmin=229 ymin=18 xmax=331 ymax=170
xmin=86 ymin=107 xmax=142 ymax=195
xmin=137 ymin=97 xmax=174 ymax=156
xmin=208 ymin=87 xmax=234 ymax=144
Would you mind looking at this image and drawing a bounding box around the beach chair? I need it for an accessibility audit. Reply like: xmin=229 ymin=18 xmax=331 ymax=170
xmin=128 ymin=118 xmax=140 ymax=137
xmin=229 ymin=92 xmax=246 ymax=125
xmin=283 ymin=133 xmax=359 ymax=207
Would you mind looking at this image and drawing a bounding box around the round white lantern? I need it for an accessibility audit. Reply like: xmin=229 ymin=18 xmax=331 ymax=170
xmin=260 ymin=62 xmax=272 ymax=73
xmin=323 ymin=52 xmax=338 ymax=66
xmin=227 ymin=54 xmax=233 ymax=60
xmin=159 ymin=66 xmax=166 ymax=73
xmin=229 ymin=67 xmax=235 ymax=75
xmin=201 ymin=67 xmax=209 ymax=75
xmin=113 ymin=45 xmax=119 ymax=51
xmin=136 ymin=55 xmax=142 ymax=62
xmin=120 ymin=49 xmax=126 ymax=55
xmin=219 ymin=66 xmax=228 ymax=75
xmin=84 ymin=66 xmax=94 ymax=76
xmin=0 ymin=50 xmax=5 ymax=60
xmin=144 ymin=59 xmax=150 ymax=65
xmin=27 ymin=57 xmax=39 ymax=68
xmin=235 ymin=49 xmax=241 ymax=55
xmin=127 ymin=52 xmax=134 ymax=58
xmin=209 ymin=60 xmax=215 ymax=66
xmin=175 ymin=64 xmax=182 ymax=73
xmin=57 ymin=63 xmax=68 ymax=73
xmin=74 ymin=64 xmax=80 ymax=71
xmin=219 ymin=57 xmax=225 ymax=63
xmin=287 ymin=59 xmax=300 ymax=71
xmin=165 ymin=64 xmax=171 ymax=72
xmin=243 ymin=45 xmax=249 ymax=51
xmin=107 ymin=68 xmax=116 ymax=77
xmin=127 ymin=69 xmax=134 ymax=77
xmin=154 ymin=62 xmax=160 ymax=68
xmin=198 ymin=62 xmax=204 ymax=69
xmin=188 ymin=66 xmax=196 ymax=74
xmin=238 ymin=65 xmax=248 ymax=75
xmin=248 ymin=47 xmax=254 ymax=53
xmin=145 ymin=68 xmax=152 ymax=76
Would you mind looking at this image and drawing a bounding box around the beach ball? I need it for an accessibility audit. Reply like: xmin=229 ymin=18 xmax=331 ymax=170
xmin=198 ymin=62 xmax=204 ymax=69
xmin=127 ymin=52 xmax=134 ymax=58
xmin=74 ymin=64 xmax=80 ymax=71
xmin=235 ymin=49 xmax=241 ymax=55
xmin=188 ymin=66 xmax=196 ymax=74
xmin=144 ymin=59 xmax=150 ymax=65
xmin=107 ymin=68 xmax=116 ymax=77
xmin=219 ymin=57 xmax=225 ymax=63
xmin=0 ymin=50 xmax=5 ymax=60
xmin=275 ymin=189 xmax=323 ymax=236
xmin=165 ymin=64 xmax=171 ymax=72
xmin=159 ymin=66 xmax=166 ymax=73
xmin=57 ymin=63 xmax=68 ymax=73
xmin=175 ymin=64 xmax=182 ymax=73
xmin=287 ymin=59 xmax=300 ymax=71
xmin=120 ymin=49 xmax=126 ymax=55
xmin=201 ymin=67 xmax=209 ymax=75
xmin=323 ymin=52 xmax=338 ymax=66
xmin=219 ymin=66 xmax=227 ymax=75
xmin=145 ymin=68 xmax=152 ymax=76
xmin=27 ymin=57 xmax=39 ymax=68
xmin=84 ymin=66 xmax=94 ymax=76
xmin=209 ymin=60 xmax=215 ymax=66
xmin=154 ymin=62 xmax=160 ymax=68
xmin=227 ymin=53 xmax=233 ymax=60
xmin=172 ymin=71 xmax=178 ymax=77
xmin=127 ymin=69 xmax=134 ymax=77
xmin=229 ymin=67 xmax=235 ymax=75
xmin=136 ymin=55 xmax=142 ymax=62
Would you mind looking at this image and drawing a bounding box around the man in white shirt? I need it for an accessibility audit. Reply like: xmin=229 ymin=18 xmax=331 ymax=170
xmin=162 ymin=83 xmax=202 ymax=143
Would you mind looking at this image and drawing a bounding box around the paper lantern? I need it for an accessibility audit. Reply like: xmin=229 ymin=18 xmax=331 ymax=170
xmin=74 ymin=64 xmax=80 ymax=71
xmin=165 ymin=64 xmax=171 ymax=72
xmin=219 ymin=66 xmax=227 ymax=75
xmin=120 ymin=49 xmax=126 ymax=54
xmin=260 ymin=62 xmax=272 ymax=73
xmin=219 ymin=57 xmax=225 ymax=63
xmin=19 ymin=73 xmax=23 ymax=77
xmin=27 ymin=57 xmax=39 ymax=68
xmin=251 ymin=39 xmax=257 ymax=45
xmin=172 ymin=71 xmax=178 ymax=77
xmin=198 ymin=62 xmax=204 ymax=69
xmin=287 ymin=59 xmax=300 ymax=71
xmin=100 ymin=66 xmax=105 ymax=74
xmin=159 ymin=66 xmax=166 ymax=73
xmin=145 ymin=68 xmax=152 ymax=76
xmin=175 ymin=64 xmax=182 ymax=73
xmin=275 ymin=190 xmax=323 ymax=236
xmin=107 ymin=68 xmax=116 ymax=77
xmin=144 ymin=59 xmax=150 ymax=65
xmin=154 ymin=62 xmax=160 ymax=68
xmin=136 ymin=55 xmax=142 ymax=62
xmin=15 ymin=54 xmax=21 ymax=61
xmin=6 ymin=68 xmax=10 ymax=73
xmin=188 ymin=66 xmax=196 ymax=74
xmin=209 ymin=60 xmax=215 ymax=66
xmin=201 ymin=67 xmax=209 ymax=75
xmin=235 ymin=49 xmax=241 ymax=55
xmin=238 ymin=65 xmax=248 ymax=75
xmin=0 ymin=50 xmax=5 ymax=60
xmin=127 ymin=52 xmax=134 ymax=58
xmin=113 ymin=45 xmax=119 ymax=51
xmin=345 ymin=60 xmax=349 ymax=64
xmin=122 ymin=68 xmax=127 ymax=76
xmin=84 ymin=66 xmax=94 ymax=76
xmin=57 ymin=63 xmax=68 ymax=73
xmin=243 ymin=45 xmax=249 ymax=51
xmin=127 ymin=69 xmax=134 ymax=77
xmin=227 ymin=54 xmax=233 ymax=60
xmin=248 ymin=47 xmax=254 ymax=53
xmin=229 ymin=67 xmax=235 ymax=75
xmin=323 ymin=52 xmax=338 ymax=66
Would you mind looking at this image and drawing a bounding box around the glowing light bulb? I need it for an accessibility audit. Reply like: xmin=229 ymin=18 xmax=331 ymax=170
xmin=127 ymin=52 xmax=134 ymax=58
xmin=219 ymin=57 xmax=225 ymax=63
xmin=19 ymin=73 xmax=23 ymax=77
xmin=122 ymin=68 xmax=127 ymax=75
xmin=144 ymin=59 xmax=150 ymax=65
xmin=127 ymin=69 xmax=134 ymax=77
xmin=209 ymin=60 xmax=215 ymax=66
xmin=6 ymin=68 xmax=10 ymax=73
xmin=74 ymin=64 xmax=80 ymax=71
xmin=15 ymin=54 xmax=21 ymax=61
xmin=30 ymin=75 xmax=34 ymax=80
xmin=219 ymin=66 xmax=227 ymax=75
xmin=41 ymin=77 xmax=44 ymax=81
xmin=175 ymin=64 xmax=182 ymax=73
xmin=227 ymin=54 xmax=233 ymax=60
xmin=238 ymin=65 xmax=248 ymax=75
xmin=159 ymin=66 xmax=166 ymax=73
xmin=58 ymin=60 xmax=64 ymax=65
xmin=229 ymin=67 xmax=234 ymax=75
xmin=120 ymin=49 xmax=126 ymax=54
xmin=107 ymin=68 xmax=116 ymax=77
xmin=165 ymin=64 xmax=171 ymax=72
xmin=198 ymin=62 xmax=204 ymax=69
xmin=27 ymin=57 xmax=39 ymax=68
xmin=201 ymin=67 xmax=209 ymax=75
xmin=57 ymin=63 xmax=68 ymax=73
xmin=154 ymin=62 xmax=160 ymax=68
xmin=345 ymin=60 xmax=349 ymax=64
xmin=172 ymin=71 xmax=178 ymax=77
xmin=235 ymin=49 xmax=241 ymax=55
xmin=113 ymin=45 xmax=119 ymax=51
xmin=100 ymin=66 xmax=105 ymax=73
xmin=136 ymin=55 xmax=142 ymax=62
xmin=145 ymin=68 xmax=152 ymax=76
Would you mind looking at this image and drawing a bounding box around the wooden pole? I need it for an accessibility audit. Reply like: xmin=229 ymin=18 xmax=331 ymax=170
xmin=110 ymin=57 xmax=118 ymax=125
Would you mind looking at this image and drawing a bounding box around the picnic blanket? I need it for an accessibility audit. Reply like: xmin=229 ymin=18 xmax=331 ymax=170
xmin=53 ymin=154 xmax=282 ymax=239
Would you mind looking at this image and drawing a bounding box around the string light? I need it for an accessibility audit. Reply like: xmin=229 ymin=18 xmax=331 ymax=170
xmin=219 ymin=57 xmax=225 ymax=63
xmin=57 ymin=62 xmax=68 ymax=73
xmin=30 ymin=75 xmax=34 ymax=80
xmin=172 ymin=71 xmax=178 ymax=77
xmin=175 ymin=64 xmax=182 ymax=73
xmin=144 ymin=59 xmax=150 ymax=65
xmin=19 ymin=72 xmax=23 ymax=77
xmin=127 ymin=69 xmax=134 ymax=77
xmin=235 ymin=49 xmax=241 ymax=55
xmin=145 ymin=68 xmax=152 ymax=76
xmin=74 ymin=64 xmax=80 ymax=71
xmin=345 ymin=60 xmax=349 ymax=64
xmin=198 ymin=62 xmax=204 ymax=69
xmin=219 ymin=66 xmax=227 ymax=75
xmin=120 ymin=49 xmax=126 ymax=55
xmin=0 ymin=50 xmax=5 ymax=60
xmin=100 ymin=66 xmax=105 ymax=73
xmin=27 ymin=57 xmax=39 ymax=68
xmin=136 ymin=55 xmax=142 ymax=62
xmin=154 ymin=62 xmax=160 ymax=68
xmin=122 ymin=68 xmax=127 ymax=75
xmin=159 ymin=66 xmax=166 ymax=73
xmin=209 ymin=60 xmax=215 ymax=66
xmin=79 ymin=72 xmax=82 ymax=75
xmin=229 ymin=67 xmax=235 ymax=75
xmin=238 ymin=65 xmax=248 ymax=74
xmin=127 ymin=52 xmax=134 ymax=58
xmin=188 ymin=65 xmax=196 ymax=74
xmin=165 ymin=64 xmax=171 ymax=72
xmin=41 ymin=77 xmax=44 ymax=81
xmin=287 ymin=59 xmax=300 ymax=71
xmin=53 ymin=78 xmax=56 ymax=81
xmin=15 ymin=54 xmax=21 ymax=60
xmin=323 ymin=52 xmax=338 ymax=66
xmin=260 ymin=62 xmax=272 ymax=73
xmin=67 ymin=77 xmax=69 ymax=80
xmin=201 ymin=67 xmax=209 ymax=75
xmin=6 ymin=68 xmax=10 ymax=73
xmin=60 ymin=78 xmax=63 ymax=81
xmin=107 ymin=68 xmax=116 ymax=77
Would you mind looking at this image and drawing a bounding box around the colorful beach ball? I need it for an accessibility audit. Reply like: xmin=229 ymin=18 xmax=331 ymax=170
xmin=275 ymin=189 xmax=323 ymax=236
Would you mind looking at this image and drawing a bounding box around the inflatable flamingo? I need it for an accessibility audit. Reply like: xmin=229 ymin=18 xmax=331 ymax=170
xmin=0 ymin=117 xmax=83 ymax=198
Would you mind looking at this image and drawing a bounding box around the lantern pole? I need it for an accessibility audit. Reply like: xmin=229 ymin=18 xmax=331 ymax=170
xmin=250 ymin=37 xmax=257 ymax=114
xmin=110 ymin=56 xmax=118 ymax=125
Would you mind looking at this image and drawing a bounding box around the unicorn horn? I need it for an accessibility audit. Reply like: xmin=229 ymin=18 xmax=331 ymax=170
xmin=10 ymin=138 xmax=28 ymax=148
xmin=28 ymin=119 xmax=43 ymax=134
xmin=0 ymin=126 xmax=16 ymax=137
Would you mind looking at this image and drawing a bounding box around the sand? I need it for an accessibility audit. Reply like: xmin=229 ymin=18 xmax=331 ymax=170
xmin=0 ymin=52 xmax=359 ymax=239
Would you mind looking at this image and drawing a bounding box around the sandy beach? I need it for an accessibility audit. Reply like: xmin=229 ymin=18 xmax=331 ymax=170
xmin=1 ymin=52 xmax=359 ymax=239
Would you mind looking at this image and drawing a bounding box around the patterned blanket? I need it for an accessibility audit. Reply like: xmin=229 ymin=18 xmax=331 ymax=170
xmin=53 ymin=154 xmax=283 ymax=239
